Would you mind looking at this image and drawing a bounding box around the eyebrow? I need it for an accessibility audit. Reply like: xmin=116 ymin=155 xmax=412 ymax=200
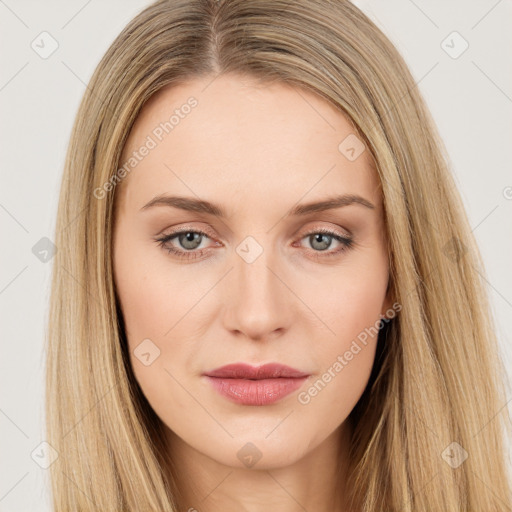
xmin=140 ymin=193 xmax=375 ymax=217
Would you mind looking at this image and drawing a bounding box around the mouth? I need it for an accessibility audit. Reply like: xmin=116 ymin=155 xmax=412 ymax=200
xmin=202 ymin=363 xmax=310 ymax=406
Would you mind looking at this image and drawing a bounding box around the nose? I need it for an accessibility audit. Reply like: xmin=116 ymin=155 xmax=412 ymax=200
xmin=221 ymin=240 xmax=293 ymax=342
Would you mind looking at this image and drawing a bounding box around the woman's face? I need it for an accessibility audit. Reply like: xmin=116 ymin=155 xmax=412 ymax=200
xmin=113 ymin=74 xmax=392 ymax=470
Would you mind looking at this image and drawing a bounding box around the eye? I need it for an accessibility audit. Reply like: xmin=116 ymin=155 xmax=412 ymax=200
xmin=295 ymin=227 xmax=354 ymax=260
xmin=154 ymin=226 xmax=354 ymax=261
xmin=154 ymin=228 xmax=215 ymax=260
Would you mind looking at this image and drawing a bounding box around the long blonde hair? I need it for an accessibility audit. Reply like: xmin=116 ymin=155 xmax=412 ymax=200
xmin=46 ymin=0 xmax=511 ymax=509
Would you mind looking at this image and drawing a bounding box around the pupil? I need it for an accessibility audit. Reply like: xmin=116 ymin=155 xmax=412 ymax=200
xmin=312 ymin=233 xmax=330 ymax=251
xmin=180 ymin=232 xmax=201 ymax=250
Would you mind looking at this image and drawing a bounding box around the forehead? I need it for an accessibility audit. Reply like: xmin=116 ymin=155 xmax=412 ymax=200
xmin=116 ymin=74 xmax=381 ymax=215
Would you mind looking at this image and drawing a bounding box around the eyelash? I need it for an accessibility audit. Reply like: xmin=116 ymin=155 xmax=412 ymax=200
xmin=154 ymin=227 xmax=354 ymax=261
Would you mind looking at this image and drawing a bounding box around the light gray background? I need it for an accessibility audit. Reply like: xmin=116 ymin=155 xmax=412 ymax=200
xmin=1 ymin=1 xmax=511 ymax=510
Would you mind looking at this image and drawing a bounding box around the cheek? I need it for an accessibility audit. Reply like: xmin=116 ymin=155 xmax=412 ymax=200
xmin=114 ymin=229 xmax=197 ymax=341
xmin=294 ymin=256 xmax=388 ymax=419
xmin=295 ymin=286 xmax=384 ymax=437
xmin=302 ymin=255 xmax=388 ymax=353
xmin=113 ymin=242 xmax=197 ymax=421
xmin=297 ymin=340 xmax=376 ymax=443
xmin=113 ymin=232 xmax=212 ymax=397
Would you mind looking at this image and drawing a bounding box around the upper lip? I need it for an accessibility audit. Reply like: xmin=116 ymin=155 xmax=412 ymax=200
xmin=203 ymin=363 xmax=309 ymax=380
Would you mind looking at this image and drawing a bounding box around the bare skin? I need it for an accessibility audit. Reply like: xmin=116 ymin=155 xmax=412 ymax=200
xmin=113 ymin=73 xmax=392 ymax=512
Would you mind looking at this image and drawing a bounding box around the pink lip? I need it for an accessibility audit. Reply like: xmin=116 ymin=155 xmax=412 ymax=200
xmin=203 ymin=363 xmax=310 ymax=406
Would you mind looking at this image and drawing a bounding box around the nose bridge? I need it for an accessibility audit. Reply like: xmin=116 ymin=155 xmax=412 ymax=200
xmin=236 ymin=233 xmax=280 ymax=305
xmin=223 ymin=233 xmax=291 ymax=339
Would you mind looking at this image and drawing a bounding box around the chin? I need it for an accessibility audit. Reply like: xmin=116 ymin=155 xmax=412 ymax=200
xmin=207 ymin=432 xmax=314 ymax=470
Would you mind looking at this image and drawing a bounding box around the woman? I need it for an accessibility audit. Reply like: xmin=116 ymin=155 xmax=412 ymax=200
xmin=46 ymin=0 xmax=511 ymax=510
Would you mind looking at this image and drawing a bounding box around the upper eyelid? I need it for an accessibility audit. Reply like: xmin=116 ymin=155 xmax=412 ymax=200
xmin=160 ymin=221 xmax=352 ymax=238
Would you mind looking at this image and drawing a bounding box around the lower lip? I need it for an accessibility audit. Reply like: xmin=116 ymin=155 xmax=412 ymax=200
xmin=204 ymin=376 xmax=308 ymax=405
